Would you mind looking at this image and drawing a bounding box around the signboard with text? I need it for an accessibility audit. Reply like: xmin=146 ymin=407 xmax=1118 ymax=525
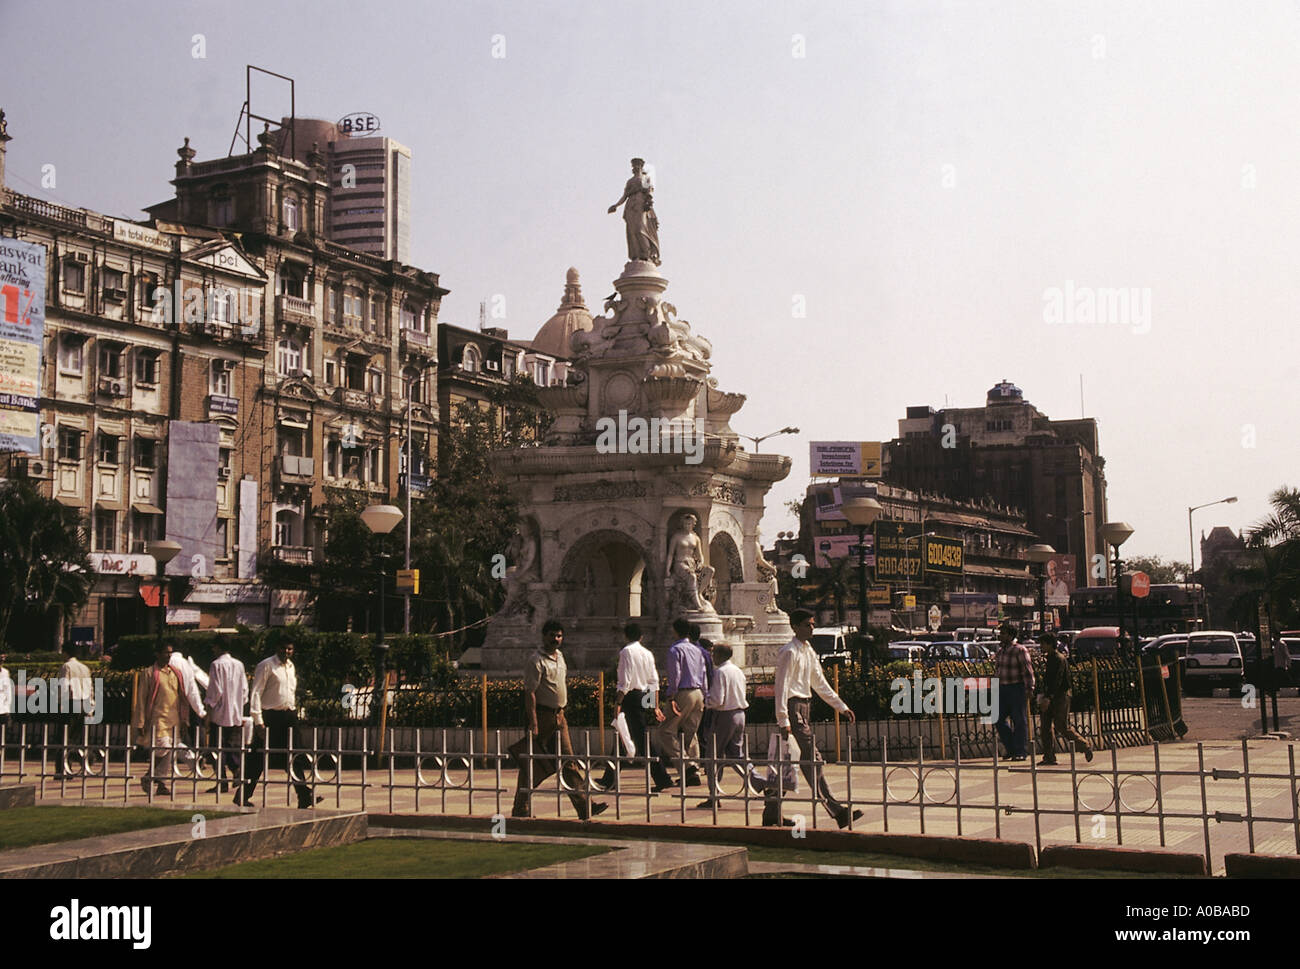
xmin=810 ymin=441 xmax=882 ymax=477
xmin=0 ymin=239 xmax=45 ymax=454
xmin=814 ymin=534 xmax=874 ymax=569
xmin=1044 ymin=553 xmax=1076 ymax=606
xmin=922 ymin=535 xmax=964 ymax=576
xmin=873 ymin=521 xmax=922 ymax=581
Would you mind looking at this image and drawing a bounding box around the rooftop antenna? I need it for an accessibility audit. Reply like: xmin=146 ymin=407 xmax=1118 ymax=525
xmin=227 ymin=65 xmax=296 ymax=157
xmin=1079 ymin=374 xmax=1085 ymax=418
xmin=479 ymin=300 xmax=486 ymax=332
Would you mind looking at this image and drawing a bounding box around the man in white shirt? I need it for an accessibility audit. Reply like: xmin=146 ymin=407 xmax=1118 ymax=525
xmin=763 ymin=609 xmax=862 ymax=829
xmin=240 ymin=638 xmax=315 ymax=808
xmin=595 ymin=623 xmax=665 ymax=790
xmin=204 ymin=638 xmax=247 ymax=794
xmin=697 ymin=641 xmax=758 ymax=810
xmin=55 ymin=643 xmax=95 ymax=777
xmin=0 ymin=652 xmax=13 ymax=732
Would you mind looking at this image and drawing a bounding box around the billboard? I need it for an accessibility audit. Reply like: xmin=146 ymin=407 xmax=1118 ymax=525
xmin=0 ymin=239 xmax=46 ymax=454
xmin=813 ymin=480 xmax=878 ymax=521
xmin=814 ymin=533 xmax=874 ymax=569
xmin=810 ymin=441 xmax=882 ymax=477
xmin=922 ymin=535 xmax=964 ymax=576
xmin=874 ymin=521 xmax=922 ymax=581
xmin=1044 ymin=553 xmax=1076 ymax=606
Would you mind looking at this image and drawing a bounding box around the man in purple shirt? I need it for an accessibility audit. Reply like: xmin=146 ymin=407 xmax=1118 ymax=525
xmin=649 ymin=618 xmax=707 ymax=791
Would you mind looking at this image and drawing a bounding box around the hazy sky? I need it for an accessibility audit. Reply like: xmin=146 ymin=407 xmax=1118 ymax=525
xmin=5 ymin=0 xmax=1298 ymax=561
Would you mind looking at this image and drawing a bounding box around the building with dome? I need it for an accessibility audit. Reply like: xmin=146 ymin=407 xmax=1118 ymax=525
xmin=882 ymin=380 xmax=1108 ymax=591
xmin=528 ymin=267 xmax=593 ymax=359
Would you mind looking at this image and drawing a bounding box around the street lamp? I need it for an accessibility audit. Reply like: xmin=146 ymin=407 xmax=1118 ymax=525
xmin=842 ymin=496 xmax=882 ymax=664
xmin=1026 ymin=544 xmax=1056 ymax=635
xmin=144 ymin=541 xmax=183 ymax=649
xmin=1188 ymin=496 xmax=1236 ymax=631
xmin=1101 ymin=522 xmax=1135 ymax=648
xmin=740 ymin=426 xmax=799 ymax=453
xmin=362 ymin=503 xmax=403 ymax=747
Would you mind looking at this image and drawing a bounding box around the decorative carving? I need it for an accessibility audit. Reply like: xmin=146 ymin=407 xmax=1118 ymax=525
xmin=501 ymin=519 xmax=541 ymax=618
xmin=689 ymin=481 xmax=746 ymax=505
xmin=554 ymin=480 xmax=648 ymax=503
xmin=755 ymin=539 xmax=781 ymax=615
xmin=664 ymin=510 xmax=716 ymax=615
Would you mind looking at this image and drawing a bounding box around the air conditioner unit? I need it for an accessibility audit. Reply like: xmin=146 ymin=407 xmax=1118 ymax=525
xmin=99 ymin=377 xmax=126 ymax=397
xmin=485 ymin=360 xmax=500 ymax=371
xmin=15 ymin=457 xmax=50 ymax=479
xmin=218 ymin=466 xmax=231 ymax=480
xmin=69 ymin=252 xmax=89 ymax=263
xmin=104 ymin=287 xmax=127 ymax=300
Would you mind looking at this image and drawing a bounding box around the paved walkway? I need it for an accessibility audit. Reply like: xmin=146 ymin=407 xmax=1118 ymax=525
xmin=13 ymin=738 xmax=1300 ymax=875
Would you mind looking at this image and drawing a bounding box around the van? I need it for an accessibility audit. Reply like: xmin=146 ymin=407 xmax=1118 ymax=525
xmin=1183 ymin=631 xmax=1244 ymax=696
xmin=811 ymin=626 xmax=854 ymax=667
xmin=1072 ymin=626 xmax=1120 ymax=659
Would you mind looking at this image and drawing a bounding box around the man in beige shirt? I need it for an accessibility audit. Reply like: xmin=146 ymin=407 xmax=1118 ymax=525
xmin=133 ymin=642 xmax=205 ymax=796
xmin=509 ymin=620 xmax=607 ymax=820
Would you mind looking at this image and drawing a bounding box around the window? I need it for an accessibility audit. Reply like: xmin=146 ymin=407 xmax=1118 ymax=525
xmin=345 ymin=358 xmax=366 ymax=391
xmin=462 ymin=345 xmax=480 ymax=373
xmin=343 ymin=291 xmax=362 ymax=324
xmin=216 ymin=519 xmax=230 ymax=559
xmin=328 ymin=288 xmax=339 ymax=323
xmin=102 ymin=267 xmax=126 ymax=299
xmin=324 ymin=359 xmax=337 ymax=386
xmin=97 ymin=432 xmax=120 ymax=465
xmin=274 ymin=509 xmax=300 ymax=547
xmin=219 ymin=447 xmax=232 ymax=475
xmin=502 ymin=354 xmax=515 ymax=379
xmin=277 ymin=426 xmax=306 ymax=458
xmin=134 ymin=438 xmax=157 ymax=469
xmin=138 ymin=272 xmax=163 ymax=316
xmin=371 ymin=298 xmax=382 ymax=325
xmin=133 ymin=511 xmax=161 ymax=550
xmin=534 ymin=360 xmax=549 ymax=385
xmin=63 ymin=260 xmax=86 ymax=294
xmin=210 ymin=359 xmax=232 ymax=396
xmin=278 ymin=265 xmax=306 ymax=299
xmin=58 ymin=336 xmax=84 ymax=374
xmin=135 ymin=350 xmax=159 ymax=385
xmin=211 ymin=196 xmax=234 ymax=226
xmin=276 ymin=339 xmax=302 ymax=376
xmin=58 ymin=427 xmax=83 ymax=462
xmin=367 ymin=368 xmax=383 ymax=396
xmin=94 ymin=511 xmax=117 ymax=553
xmin=99 ymin=343 xmax=124 ymax=379
xmin=401 ymin=301 xmax=416 ymax=330
xmin=282 ymin=196 xmax=299 ymax=232
xmin=209 ymin=287 xmax=233 ymax=325
xmin=366 ymin=446 xmax=382 ymax=484
xmin=325 ymin=438 xmax=342 ymax=478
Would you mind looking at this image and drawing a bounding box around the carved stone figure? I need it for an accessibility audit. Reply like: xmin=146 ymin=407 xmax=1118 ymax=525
xmin=501 ymin=519 xmax=540 ymax=617
xmin=664 ymin=512 xmax=716 ymax=614
xmin=755 ymin=539 xmax=781 ymax=615
xmin=608 ymin=158 xmax=660 ymax=265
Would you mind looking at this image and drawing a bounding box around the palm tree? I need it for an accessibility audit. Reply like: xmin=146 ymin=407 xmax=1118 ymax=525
xmin=810 ymin=556 xmax=856 ymax=625
xmin=0 ymin=479 xmax=93 ymax=649
xmin=1231 ymin=487 xmax=1300 ymax=630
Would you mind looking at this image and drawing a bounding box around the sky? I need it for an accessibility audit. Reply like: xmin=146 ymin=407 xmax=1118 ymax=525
xmin=4 ymin=0 xmax=1298 ymax=562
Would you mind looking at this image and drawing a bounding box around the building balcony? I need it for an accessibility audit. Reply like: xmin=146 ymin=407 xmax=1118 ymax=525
xmin=270 ymin=545 xmax=314 ymax=566
xmin=275 ymin=295 xmax=315 ymax=328
xmin=334 ymin=387 xmax=377 ymax=410
xmin=401 ymin=327 xmax=432 ymax=350
xmin=274 ymin=455 xmax=315 ymax=487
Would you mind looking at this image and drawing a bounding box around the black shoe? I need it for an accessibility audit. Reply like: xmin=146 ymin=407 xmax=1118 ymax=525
xmin=594 ymin=772 xmax=617 ymax=791
xmin=590 ymin=802 xmax=608 ymax=818
xmin=155 ymin=784 xmax=171 ymax=796
xmin=835 ymin=808 xmax=864 ymax=830
xmin=1084 ymin=747 xmax=1094 ymax=762
xmin=298 ymin=796 xmax=324 ymax=809
xmin=684 ymin=770 xmax=703 ymax=788
xmin=205 ymin=783 xmax=230 ymax=794
xmin=1037 ymin=758 xmax=1058 ymax=766
xmin=696 ymin=798 xmax=720 ymax=810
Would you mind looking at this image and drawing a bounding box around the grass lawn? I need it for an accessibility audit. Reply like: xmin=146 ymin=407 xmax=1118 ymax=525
xmin=186 ymin=838 xmax=611 ymax=879
xmin=0 ymin=806 xmax=229 ymax=851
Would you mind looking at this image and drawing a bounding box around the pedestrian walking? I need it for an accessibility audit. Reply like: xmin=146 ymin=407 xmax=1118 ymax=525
xmin=55 ymin=642 xmax=94 ymax=777
xmin=595 ymin=622 xmax=664 ymax=790
xmin=241 ymin=637 xmax=316 ymax=809
xmin=1035 ymin=632 xmax=1093 ymax=766
xmin=697 ymin=641 xmax=758 ymax=809
xmin=762 ymin=609 xmax=862 ymax=829
xmin=509 ymin=620 xmax=607 ymax=820
xmin=650 ymin=618 xmax=708 ymax=792
xmin=690 ymin=623 xmax=715 ymax=741
xmin=204 ymin=638 xmax=248 ymax=794
xmin=993 ymin=623 xmax=1035 ymax=760
xmin=133 ymin=642 xmax=206 ymax=796
xmin=0 ymin=652 xmax=13 ymax=733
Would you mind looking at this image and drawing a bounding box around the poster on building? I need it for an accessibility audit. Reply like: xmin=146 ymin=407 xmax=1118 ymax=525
xmin=0 ymin=238 xmax=46 ymax=454
xmin=814 ymin=533 xmax=874 ymax=569
xmin=812 ymin=480 xmax=878 ymax=521
xmin=874 ymin=520 xmax=922 ymax=581
xmin=810 ymin=441 xmax=882 ymax=477
xmin=1044 ymin=553 xmax=1076 ymax=606
xmin=922 ymin=535 xmax=964 ymax=576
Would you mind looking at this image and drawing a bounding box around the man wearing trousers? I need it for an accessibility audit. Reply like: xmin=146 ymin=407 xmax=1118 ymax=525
xmin=763 ymin=609 xmax=862 ymax=829
xmin=1036 ymin=632 xmax=1093 ymax=765
xmin=650 ymin=617 xmax=708 ymax=792
xmin=241 ymin=638 xmax=315 ymax=809
xmin=993 ymin=623 xmax=1035 ymax=761
xmin=204 ymin=638 xmax=248 ymax=793
xmin=697 ymin=641 xmax=757 ymax=809
xmin=595 ymin=622 xmax=664 ymax=790
xmin=510 ymin=620 xmax=607 ymax=820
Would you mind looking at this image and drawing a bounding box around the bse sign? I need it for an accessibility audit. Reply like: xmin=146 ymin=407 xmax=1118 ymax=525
xmin=338 ymin=112 xmax=381 ymax=135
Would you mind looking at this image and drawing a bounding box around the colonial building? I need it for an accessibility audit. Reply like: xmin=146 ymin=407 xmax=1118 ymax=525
xmin=0 ymin=115 xmax=446 ymax=646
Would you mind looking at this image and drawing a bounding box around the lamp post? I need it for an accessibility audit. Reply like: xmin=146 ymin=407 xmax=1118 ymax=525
xmin=1102 ymin=521 xmax=1135 ymax=648
xmin=362 ymin=503 xmax=403 ymax=755
xmin=739 ymin=426 xmax=799 ymax=453
xmin=144 ymin=541 xmax=183 ymax=649
xmin=1188 ymin=496 xmax=1237 ymax=631
xmin=1027 ymin=544 xmax=1056 ymax=635
xmin=842 ymin=497 xmax=882 ymax=665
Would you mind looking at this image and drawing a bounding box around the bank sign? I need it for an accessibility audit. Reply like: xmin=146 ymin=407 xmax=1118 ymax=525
xmin=0 ymin=239 xmax=45 ymax=454
xmin=874 ymin=521 xmax=922 ymax=581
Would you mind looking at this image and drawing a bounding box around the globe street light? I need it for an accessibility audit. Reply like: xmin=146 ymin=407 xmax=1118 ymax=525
xmin=1101 ymin=522 xmax=1135 ymax=649
xmin=144 ymin=541 xmax=183 ymax=650
xmin=842 ymin=497 xmax=883 ymax=664
xmin=1026 ymin=544 xmax=1056 ymax=636
xmin=1188 ymin=496 xmax=1236 ymax=631
xmin=362 ymin=504 xmax=403 ymax=751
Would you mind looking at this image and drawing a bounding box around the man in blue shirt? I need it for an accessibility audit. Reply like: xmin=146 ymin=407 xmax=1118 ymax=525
xmin=650 ymin=618 xmax=707 ymax=791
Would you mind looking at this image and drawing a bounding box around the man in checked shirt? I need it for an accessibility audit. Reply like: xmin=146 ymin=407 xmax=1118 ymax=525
xmin=993 ymin=622 xmax=1035 ymax=761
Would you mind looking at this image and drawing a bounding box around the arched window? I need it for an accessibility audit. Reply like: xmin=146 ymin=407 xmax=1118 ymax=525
xmin=462 ymin=345 xmax=481 ymax=373
xmin=282 ymin=196 xmax=299 ymax=232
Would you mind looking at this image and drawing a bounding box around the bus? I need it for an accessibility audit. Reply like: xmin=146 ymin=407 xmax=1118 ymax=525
xmin=1067 ymin=583 xmax=1205 ymax=636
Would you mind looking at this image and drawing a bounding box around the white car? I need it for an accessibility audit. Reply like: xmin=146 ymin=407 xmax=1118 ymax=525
xmin=1183 ymin=631 xmax=1244 ymax=696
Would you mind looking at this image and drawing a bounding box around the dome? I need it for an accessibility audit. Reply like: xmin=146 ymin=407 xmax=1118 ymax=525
xmin=987 ymin=379 xmax=1024 ymax=404
xmin=531 ymin=267 xmax=593 ymax=358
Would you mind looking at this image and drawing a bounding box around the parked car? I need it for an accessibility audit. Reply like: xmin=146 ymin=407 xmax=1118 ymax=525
xmin=1183 ymin=631 xmax=1245 ymax=696
xmin=885 ymin=641 xmax=928 ymax=663
xmin=923 ymin=641 xmax=990 ymax=663
xmin=812 ymin=626 xmax=854 ymax=667
xmin=1072 ymin=626 xmax=1121 ymax=660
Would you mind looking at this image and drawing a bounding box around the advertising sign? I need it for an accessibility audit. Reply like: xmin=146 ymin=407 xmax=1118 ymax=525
xmin=0 ymin=239 xmax=46 ymax=454
xmin=1044 ymin=553 xmax=1076 ymax=606
xmin=810 ymin=441 xmax=882 ymax=477
xmin=813 ymin=480 xmax=877 ymax=521
xmin=874 ymin=521 xmax=922 ymax=581
xmin=922 ymin=535 xmax=964 ymax=576
xmin=814 ymin=534 xmax=874 ymax=569
xmin=868 ymin=585 xmax=891 ymax=605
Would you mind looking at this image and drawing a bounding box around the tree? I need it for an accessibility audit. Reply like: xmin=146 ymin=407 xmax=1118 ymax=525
xmin=1125 ymin=554 xmax=1192 ymax=584
xmin=1230 ymin=486 xmax=1300 ymax=631
xmin=0 ymin=478 xmax=93 ymax=649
